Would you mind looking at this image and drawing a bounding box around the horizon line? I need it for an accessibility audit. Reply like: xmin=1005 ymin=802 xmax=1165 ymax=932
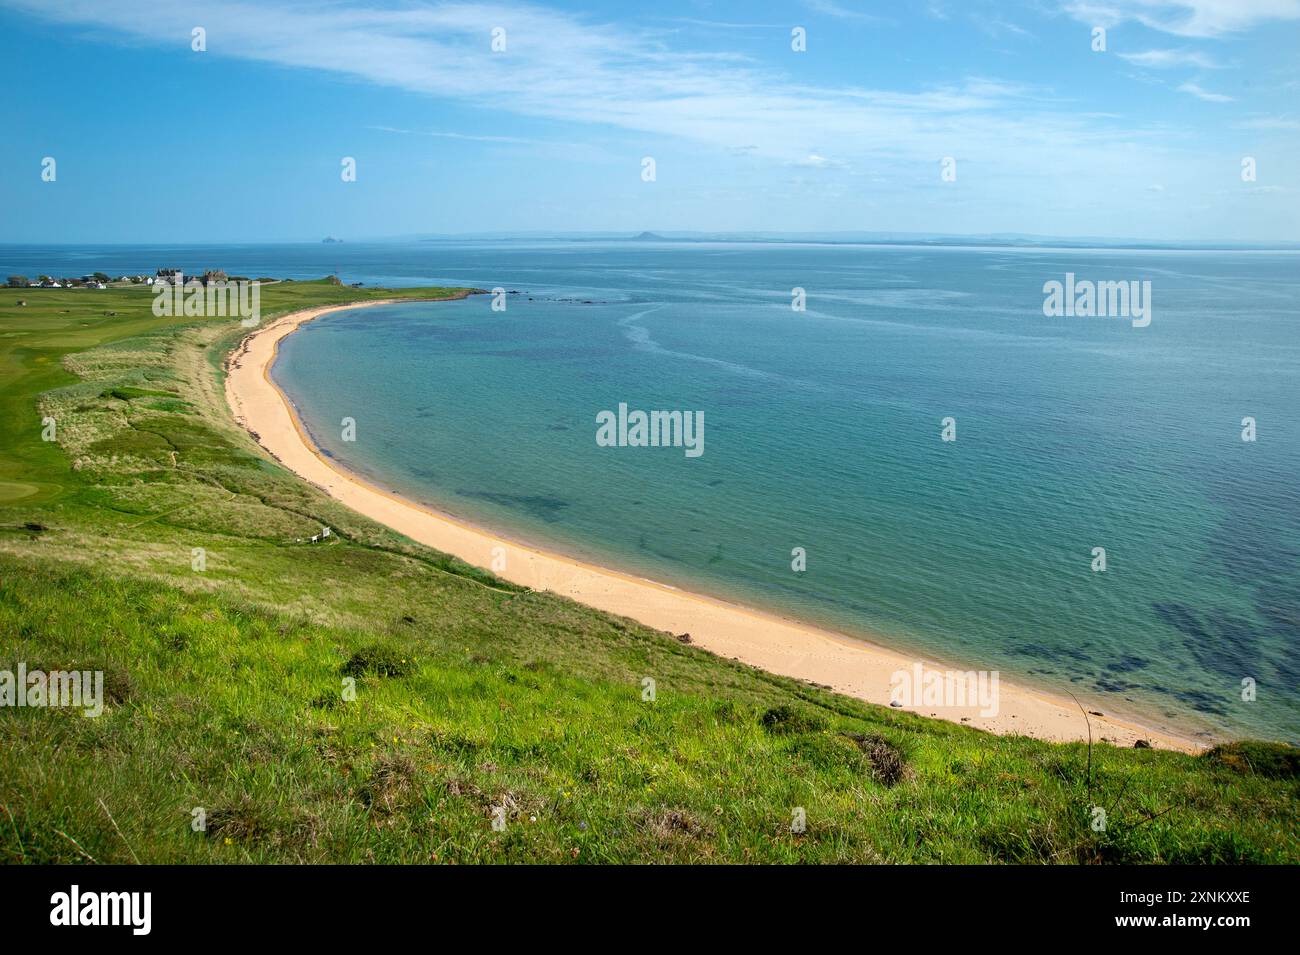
xmin=4 ymin=230 xmax=1300 ymax=251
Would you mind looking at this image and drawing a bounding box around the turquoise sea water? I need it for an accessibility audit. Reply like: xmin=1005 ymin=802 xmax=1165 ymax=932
xmin=265 ymin=241 xmax=1300 ymax=743
xmin=7 ymin=240 xmax=1293 ymax=740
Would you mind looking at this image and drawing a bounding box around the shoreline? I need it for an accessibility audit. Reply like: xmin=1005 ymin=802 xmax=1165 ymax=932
xmin=224 ymin=297 xmax=1208 ymax=753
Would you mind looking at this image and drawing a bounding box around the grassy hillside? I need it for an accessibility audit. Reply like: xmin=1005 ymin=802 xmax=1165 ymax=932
xmin=1 ymin=281 xmax=1296 ymax=864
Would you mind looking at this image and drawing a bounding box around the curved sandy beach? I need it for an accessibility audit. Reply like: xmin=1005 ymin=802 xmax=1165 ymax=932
xmin=225 ymin=298 xmax=1206 ymax=752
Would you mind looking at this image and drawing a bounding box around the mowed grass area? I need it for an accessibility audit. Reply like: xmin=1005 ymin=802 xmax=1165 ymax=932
xmin=1 ymin=281 xmax=1297 ymax=864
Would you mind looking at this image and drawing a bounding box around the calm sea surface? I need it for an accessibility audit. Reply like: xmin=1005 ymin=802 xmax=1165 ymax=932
xmin=9 ymin=241 xmax=1298 ymax=740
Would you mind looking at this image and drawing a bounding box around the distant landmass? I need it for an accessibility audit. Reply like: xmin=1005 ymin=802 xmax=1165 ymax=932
xmin=407 ymin=230 xmax=1300 ymax=252
xmin=322 ymin=236 xmax=342 ymax=244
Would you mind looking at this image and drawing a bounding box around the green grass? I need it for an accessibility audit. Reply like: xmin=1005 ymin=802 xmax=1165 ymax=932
xmin=1 ymin=281 xmax=1296 ymax=864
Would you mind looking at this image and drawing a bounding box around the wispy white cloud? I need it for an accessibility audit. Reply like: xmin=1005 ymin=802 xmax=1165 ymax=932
xmin=1233 ymin=115 xmax=1300 ymax=129
xmin=975 ymin=17 xmax=1035 ymax=39
xmin=366 ymin=125 xmax=581 ymax=146
xmin=1177 ymin=80 xmax=1234 ymax=101
xmin=1117 ymin=47 xmax=1223 ymax=67
xmin=802 ymin=0 xmax=892 ymax=25
xmin=654 ymin=17 xmax=789 ymax=31
xmin=1062 ymin=0 xmax=1300 ymax=38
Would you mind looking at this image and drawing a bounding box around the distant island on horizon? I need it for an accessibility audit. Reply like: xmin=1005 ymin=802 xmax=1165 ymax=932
xmin=403 ymin=230 xmax=1300 ymax=252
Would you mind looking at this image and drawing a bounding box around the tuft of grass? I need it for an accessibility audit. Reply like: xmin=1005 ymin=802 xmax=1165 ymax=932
xmin=846 ymin=732 xmax=911 ymax=786
xmin=760 ymin=704 xmax=827 ymax=735
xmin=342 ymin=643 xmax=416 ymax=678
xmin=1205 ymin=741 xmax=1300 ymax=780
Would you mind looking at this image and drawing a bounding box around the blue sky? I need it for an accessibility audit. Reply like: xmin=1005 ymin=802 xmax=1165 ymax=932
xmin=1 ymin=0 xmax=1297 ymax=242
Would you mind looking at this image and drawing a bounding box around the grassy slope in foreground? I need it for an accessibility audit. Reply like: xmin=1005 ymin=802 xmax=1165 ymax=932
xmin=0 ymin=280 xmax=1296 ymax=864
